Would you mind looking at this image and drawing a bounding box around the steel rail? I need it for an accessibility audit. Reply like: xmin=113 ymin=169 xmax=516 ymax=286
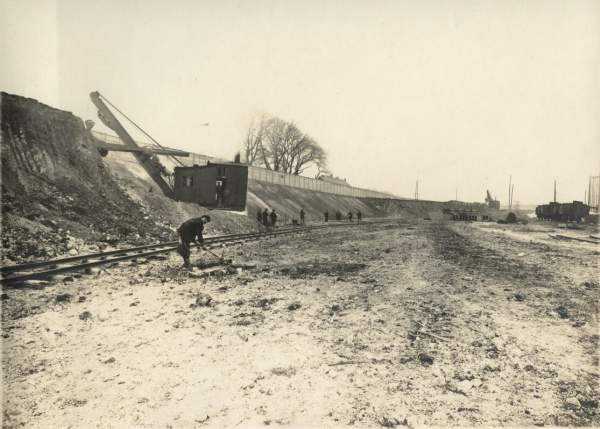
xmin=0 ymin=227 xmax=304 ymax=275
xmin=1 ymin=229 xmax=304 ymax=286
xmin=2 ymin=220 xmax=391 ymax=286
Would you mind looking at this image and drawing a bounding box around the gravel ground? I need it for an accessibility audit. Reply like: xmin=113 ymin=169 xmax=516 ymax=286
xmin=2 ymin=219 xmax=598 ymax=428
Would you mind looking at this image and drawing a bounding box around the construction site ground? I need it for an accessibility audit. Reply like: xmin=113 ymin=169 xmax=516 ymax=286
xmin=2 ymin=219 xmax=599 ymax=428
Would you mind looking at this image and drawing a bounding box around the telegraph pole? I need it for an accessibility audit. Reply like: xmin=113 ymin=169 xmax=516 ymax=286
xmin=554 ymin=180 xmax=557 ymax=203
xmin=511 ymin=185 xmax=515 ymax=210
xmin=508 ymin=175 xmax=512 ymax=210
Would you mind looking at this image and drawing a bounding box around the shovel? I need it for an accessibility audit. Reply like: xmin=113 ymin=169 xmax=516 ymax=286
xmin=200 ymin=245 xmax=232 ymax=265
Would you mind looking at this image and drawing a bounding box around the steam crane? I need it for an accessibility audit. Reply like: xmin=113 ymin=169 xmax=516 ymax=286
xmin=88 ymin=91 xmax=248 ymax=211
xmin=485 ymin=190 xmax=500 ymax=209
xmin=89 ymin=91 xmax=189 ymax=198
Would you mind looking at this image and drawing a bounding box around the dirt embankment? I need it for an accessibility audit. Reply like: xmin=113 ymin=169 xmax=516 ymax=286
xmin=0 ymin=93 xmax=179 ymax=264
xmin=248 ymin=183 xmax=471 ymax=224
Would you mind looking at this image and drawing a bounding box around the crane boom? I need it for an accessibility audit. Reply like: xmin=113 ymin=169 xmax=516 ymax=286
xmin=89 ymin=91 xmax=174 ymax=198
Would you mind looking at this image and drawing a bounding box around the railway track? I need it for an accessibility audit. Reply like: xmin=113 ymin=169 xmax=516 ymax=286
xmin=1 ymin=220 xmax=390 ymax=287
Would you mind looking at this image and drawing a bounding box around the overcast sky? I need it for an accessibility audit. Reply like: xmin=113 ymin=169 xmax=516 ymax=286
xmin=3 ymin=0 xmax=599 ymax=204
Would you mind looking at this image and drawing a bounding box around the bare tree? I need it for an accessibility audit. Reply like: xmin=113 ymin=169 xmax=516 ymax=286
xmin=242 ymin=115 xmax=266 ymax=166
xmin=241 ymin=114 xmax=328 ymax=175
xmin=289 ymin=134 xmax=327 ymax=176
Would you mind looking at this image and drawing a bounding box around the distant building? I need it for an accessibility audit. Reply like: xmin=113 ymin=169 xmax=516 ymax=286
xmin=317 ymin=174 xmax=350 ymax=187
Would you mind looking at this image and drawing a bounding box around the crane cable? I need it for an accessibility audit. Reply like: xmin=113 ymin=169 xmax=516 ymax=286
xmin=97 ymin=93 xmax=184 ymax=167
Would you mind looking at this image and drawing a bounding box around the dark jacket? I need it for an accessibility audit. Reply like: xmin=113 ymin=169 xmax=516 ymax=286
xmin=178 ymin=217 xmax=206 ymax=243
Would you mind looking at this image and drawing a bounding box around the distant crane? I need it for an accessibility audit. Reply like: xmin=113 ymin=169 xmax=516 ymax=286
xmin=485 ymin=190 xmax=500 ymax=209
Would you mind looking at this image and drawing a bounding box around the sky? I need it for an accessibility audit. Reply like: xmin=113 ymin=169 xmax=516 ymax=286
xmin=2 ymin=0 xmax=599 ymax=205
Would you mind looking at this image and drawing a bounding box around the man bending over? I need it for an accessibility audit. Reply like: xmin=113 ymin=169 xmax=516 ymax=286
xmin=177 ymin=215 xmax=211 ymax=267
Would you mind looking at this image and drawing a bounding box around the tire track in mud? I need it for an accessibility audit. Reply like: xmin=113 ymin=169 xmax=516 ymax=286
xmin=429 ymin=223 xmax=598 ymax=324
xmin=422 ymin=222 xmax=599 ymax=426
xmin=281 ymin=223 xmax=478 ymax=425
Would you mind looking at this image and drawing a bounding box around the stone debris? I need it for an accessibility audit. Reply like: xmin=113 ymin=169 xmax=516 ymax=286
xmin=79 ymin=311 xmax=92 ymax=320
xmin=513 ymin=292 xmax=526 ymax=301
xmin=287 ymin=302 xmax=301 ymax=311
xmin=418 ymin=353 xmax=434 ymax=366
xmin=564 ymin=397 xmax=581 ymax=411
xmin=55 ymin=293 xmax=72 ymax=303
xmin=191 ymin=293 xmax=213 ymax=308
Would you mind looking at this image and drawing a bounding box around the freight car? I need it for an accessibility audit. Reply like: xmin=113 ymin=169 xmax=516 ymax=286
xmin=442 ymin=208 xmax=479 ymax=221
xmin=535 ymin=201 xmax=589 ymax=222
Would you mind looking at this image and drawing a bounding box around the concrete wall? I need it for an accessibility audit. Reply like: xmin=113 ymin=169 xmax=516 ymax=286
xmin=247 ymin=167 xmax=393 ymax=199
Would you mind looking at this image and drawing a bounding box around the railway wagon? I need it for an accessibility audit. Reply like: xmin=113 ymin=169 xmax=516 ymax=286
xmin=442 ymin=208 xmax=479 ymax=221
xmin=535 ymin=201 xmax=589 ymax=222
xmin=173 ymin=162 xmax=248 ymax=211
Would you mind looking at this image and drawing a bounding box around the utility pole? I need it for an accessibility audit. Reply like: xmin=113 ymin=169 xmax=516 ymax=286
xmin=588 ymin=176 xmax=592 ymax=205
xmin=554 ymin=180 xmax=557 ymax=203
xmin=508 ymin=175 xmax=512 ymax=210
xmin=511 ymin=185 xmax=515 ymax=210
xmin=455 ymin=188 xmax=458 ymax=201
xmin=414 ymin=179 xmax=419 ymax=200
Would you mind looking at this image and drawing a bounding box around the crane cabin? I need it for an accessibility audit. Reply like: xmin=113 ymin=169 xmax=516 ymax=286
xmin=173 ymin=162 xmax=248 ymax=211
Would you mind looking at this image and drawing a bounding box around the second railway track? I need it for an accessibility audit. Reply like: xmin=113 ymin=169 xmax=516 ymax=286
xmin=1 ymin=220 xmax=391 ymax=287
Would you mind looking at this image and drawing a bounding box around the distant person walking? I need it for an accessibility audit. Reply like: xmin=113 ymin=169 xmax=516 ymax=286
xmin=324 ymin=211 xmax=329 ymax=222
xmin=256 ymin=209 xmax=262 ymax=225
xmin=269 ymin=209 xmax=278 ymax=229
xmin=300 ymin=209 xmax=305 ymax=225
xmin=262 ymin=209 xmax=270 ymax=228
xmin=335 ymin=211 xmax=342 ymax=221
xmin=348 ymin=211 xmax=353 ymax=222
xmin=177 ymin=215 xmax=211 ymax=268
xmin=356 ymin=211 xmax=362 ymax=223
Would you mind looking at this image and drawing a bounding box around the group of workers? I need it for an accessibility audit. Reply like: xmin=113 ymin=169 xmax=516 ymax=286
xmin=176 ymin=208 xmax=363 ymax=268
xmin=256 ymin=208 xmax=278 ymax=229
xmin=323 ymin=210 xmax=362 ymax=223
xmin=255 ymin=208 xmax=362 ymax=228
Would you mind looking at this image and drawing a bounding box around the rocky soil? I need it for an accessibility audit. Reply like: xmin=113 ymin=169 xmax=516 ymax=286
xmin=2 ymin=219 xmax=598 ymax=428
xmin=1 ymin=92 xmax=175 ymax=264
